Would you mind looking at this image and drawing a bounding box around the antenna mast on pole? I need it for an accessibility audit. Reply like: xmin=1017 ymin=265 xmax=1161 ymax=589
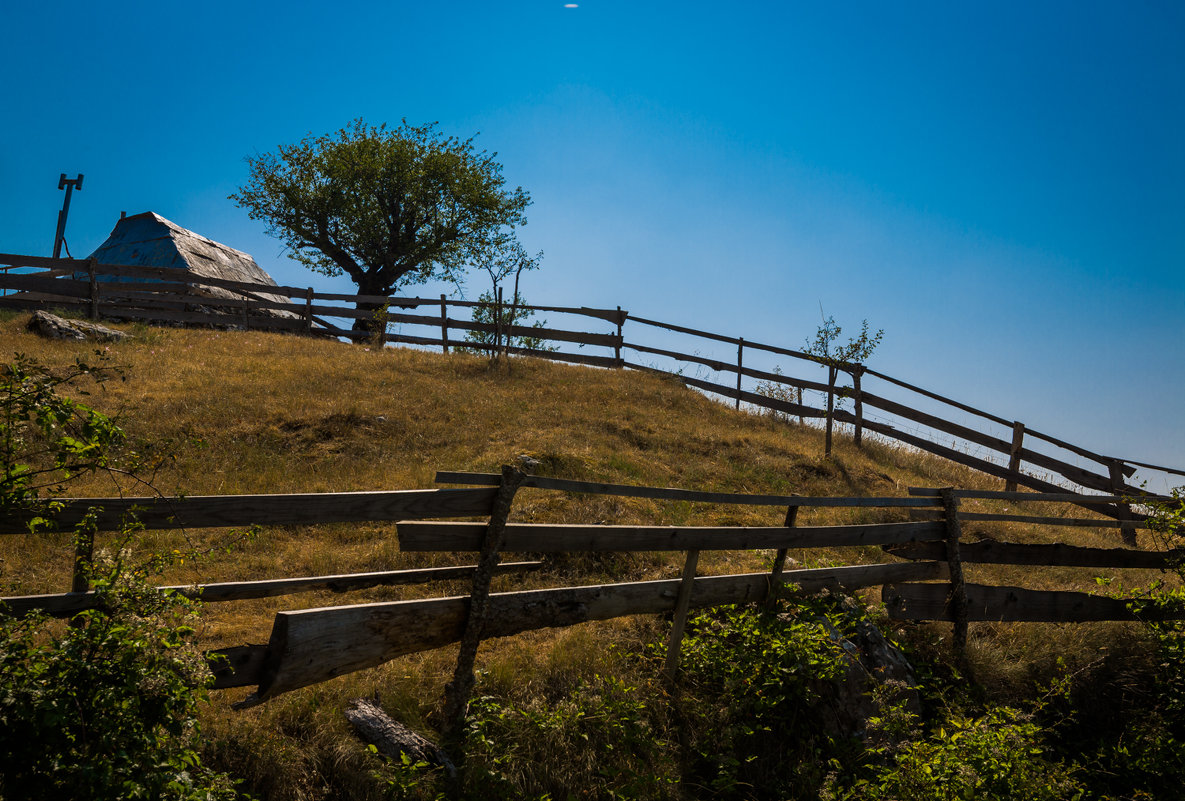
xmin=52 ymin=173 xmax=84 ymax=258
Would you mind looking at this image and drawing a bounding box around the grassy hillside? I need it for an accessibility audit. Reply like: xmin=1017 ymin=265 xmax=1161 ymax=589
xmin=1 ymin=313 xmax=1179 ymax=800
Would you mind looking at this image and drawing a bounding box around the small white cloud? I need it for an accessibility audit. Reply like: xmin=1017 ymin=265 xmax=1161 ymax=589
xmin=564 ymin=3 xmax=578 ymax=7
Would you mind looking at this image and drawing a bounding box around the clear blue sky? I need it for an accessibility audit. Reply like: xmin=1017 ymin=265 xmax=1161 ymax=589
xmin=2 ymin=1 xmax=1182 ymax=488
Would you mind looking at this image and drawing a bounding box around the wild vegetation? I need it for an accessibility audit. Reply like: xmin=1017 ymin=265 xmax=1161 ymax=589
xmin=0 ymin=310 xmax=1181 ymax=800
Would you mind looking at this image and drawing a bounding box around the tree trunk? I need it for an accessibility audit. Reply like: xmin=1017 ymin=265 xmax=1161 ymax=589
xmin=351 ymin=279 xmax=391 ymax=338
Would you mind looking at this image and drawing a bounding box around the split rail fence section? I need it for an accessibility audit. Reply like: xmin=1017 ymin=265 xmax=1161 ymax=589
xmin=2 ymin=253 xmax=1181 ymax=514
xmin=0 ymin=470 xmax=1179 ymax=707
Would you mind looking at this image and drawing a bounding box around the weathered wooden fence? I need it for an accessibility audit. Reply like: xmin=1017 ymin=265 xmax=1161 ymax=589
xmin=2 ymin=252 xmax=1181 ymax=513
xmin=2 ymin=469 xmax=1179 ymax=712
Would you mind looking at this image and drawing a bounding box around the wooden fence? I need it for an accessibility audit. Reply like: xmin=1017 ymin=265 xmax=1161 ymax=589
xmin=2 ymin=252 xmax=1182 ymax=517
xmin=1 ymin=468 xmax=1179 ymax=711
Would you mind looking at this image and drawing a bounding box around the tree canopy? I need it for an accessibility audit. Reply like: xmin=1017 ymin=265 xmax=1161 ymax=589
xmin=231 ymin=119 xmax=531 ymax=327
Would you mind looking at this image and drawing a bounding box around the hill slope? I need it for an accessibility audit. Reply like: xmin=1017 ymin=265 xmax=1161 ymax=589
xmin=1 ymin=314 xmax=1174 ymax=801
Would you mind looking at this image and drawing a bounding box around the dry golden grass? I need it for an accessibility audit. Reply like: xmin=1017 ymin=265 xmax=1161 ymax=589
xmin=0 ymin=310 xmax=1167 ymax=799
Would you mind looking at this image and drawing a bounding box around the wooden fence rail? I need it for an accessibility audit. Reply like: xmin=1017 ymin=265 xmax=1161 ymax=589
xmin=1 ymin=470 xmax=1180 ymax=709
xmin=3 ymin=253 xmax=1180 ymax=504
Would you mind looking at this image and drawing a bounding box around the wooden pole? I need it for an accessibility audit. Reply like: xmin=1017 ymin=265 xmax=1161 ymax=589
xmin=1109 ymin=460 xmax=1137 ymax=547
xmin=615 ymin=306 xmax=623 ymax=366
xmin=1004 ymin=422 xmax=1025 ymax=492
xmin=304 ymin=288 xmax=314 ymax=334
xmin=440 ymin=294 xmax=449 ymax=353
xmin=825 ymin=366 xmax=836 ymax=457
xmin=797 ymin=387 xmax=804 ymax=426
xmin=663 ymin=549 xmax=701 ymax=682
xmin=765 ymin=505 xmax=799 ymax=611
xmin=940 ymin=488 xmax=968 ymax=655
xmin=443 ymin=465 xmax=526 ymax=741
xmin=853 ymin=367 xmax=864 ymax=447
xmin=735 ymin=338 xmax=744 ymax=410
xmin=494 ymin=286 xmax=503 ymax=360
xmin=87 ymin=258 xmax=99 ymax=320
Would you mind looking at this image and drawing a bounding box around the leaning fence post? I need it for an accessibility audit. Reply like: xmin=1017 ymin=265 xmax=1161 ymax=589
xmin=735 ymin=338 xmax=744 ymax=410
xmin=765 ymin=505 xmax=799 ymax=611
xmin=87 ymin=257 xmax=99 ymax=320
xmin=664 ymin=548 xmax=701 ymax=683
xmin=940 ymin=488 xmax=968 ymax=655
xmin=443 ymin=465 xmax=526 ymax=741
xmin=615 ymin=306 xmax=624 ymax=366
xmin=852 ymin=367 xmax=864 ymax=447
xmin=440 ymin=294 xmax=449 ymax=353
xmin=825 ymin=366 xmax=836 ymax=457
xmin=1109 ymin=459 xmax=1137 ymax=547
xmin=1004 ymin=422 xmax=1025 ymax=492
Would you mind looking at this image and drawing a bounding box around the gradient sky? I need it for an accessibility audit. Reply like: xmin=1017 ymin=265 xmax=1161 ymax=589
xmin=2 ymin=1 xmax=1182 ymax=489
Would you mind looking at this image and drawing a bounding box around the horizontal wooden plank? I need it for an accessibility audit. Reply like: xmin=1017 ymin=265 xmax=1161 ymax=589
xmin=660 ymin=370 xmax=828 ymax=420
xmin=0 ymin=273 xmax=92 ymax=298
xmin=231 ymin=560 xmax=948 ymax=700
xmin=627 ymin=315 xmax=827 ymax=365
xmin=885 ymin=539 xmax=1185 ymax=569
xmin=445 ymin=317 xmax=620 ymax=348
xmin=434 ymin=471 xmax=942 ymax=508
xmin=862 ymin=367 xmax=1013 ymax=428
xmin=908 ymin=509 xmax=1149 ymax=528
xmin=0 ymin=561 xmax=542 ymax=618
xmin=906 ymin=487 xmax=1169 ymax=504
xmin=0 ymin=488 xmax=498 ymax=534
xmin=882 ymin=581 xmax=1163 ymax=623
xmin=397 ymin=521 xmax=945 ymax=552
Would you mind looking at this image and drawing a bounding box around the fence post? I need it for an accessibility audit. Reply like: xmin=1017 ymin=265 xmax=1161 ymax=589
xmin=443 ymin=465 xmax=526 ymax=741
xmin=940 ymin=488 xmax=968 ymax=655
xmin=304 ymin=287 xmax=314 ymax=334
xmin=615 ymin=306 xmax=623 ymax=366
xmin=1109 ymin=459 xmax=1137 ymax=547
xmin=735 ymin=338 xmax=744 ymax=410
xmin=494 ymin=286 xmax=503 ymax=360
xmin=664 ymin=548 xmax=700 ymax=683
xmin=825 ymin=366 xmax=836 ymax=457
xmin=87 ymin=257 xmax=99 ymax=320
xmin=797 ymin=387 xmax=804 ymax=426
xmin=853 ymin=367 xmax=864 ymax=447
xmin=1004 ymin=422 xmax=1025 ymax=492
xmin=440 ymin=294 xmax=449 ymax=353
xmin=765 ymin=505 xmax=799 ymax=611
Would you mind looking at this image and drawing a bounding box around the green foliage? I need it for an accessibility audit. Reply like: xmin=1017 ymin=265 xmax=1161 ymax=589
xmin=463 ymin=290 xmax=554 ymax=354
xmin=671 ymin=601 xmax=852 ymax=797
xmin=803 ymin=315 xmax=884 ymax=369
xmin=230 ymin=119 xmax=532 ymax=304
xmin=0 ymin=354 xmax=243 ymax=799
xmin=1 ymin=353 xmax=126 ymax=516
xmin=0 ymin=556 xmax=240 ymax=800
xmin=460 ymin=673 xmax=676 ymax=800
xmin=832 ymin=705 xmax=1086 ymax=800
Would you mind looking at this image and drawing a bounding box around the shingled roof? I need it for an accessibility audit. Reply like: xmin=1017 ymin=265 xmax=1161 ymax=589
xmin=88 ymin=212 xmax=295 ymax=314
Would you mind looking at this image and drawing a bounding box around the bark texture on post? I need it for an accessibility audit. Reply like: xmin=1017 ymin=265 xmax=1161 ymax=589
xmin=940 ymin=488 xmax=968 ymax=654
xmin=663 ymin=549 xmax=701 ymax=683
xmin=1004 ymin=422 xmax=1025 ymax=492
xmin=1109 ymin=460 xmax=1137 ymax=547
xmin=825 ymin=366 xmax=836 ymax=457
xmin=442 ymin=465 xmax=526 ymax=741
xmin=852 ymin=367 xmax=864 ymax=447
xmin=765 ymin=505 xmax=799 ymax=611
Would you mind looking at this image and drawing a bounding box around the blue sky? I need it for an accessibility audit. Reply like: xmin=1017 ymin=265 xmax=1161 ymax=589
xmin=2 ymin=1 xmax=1182 ymax=488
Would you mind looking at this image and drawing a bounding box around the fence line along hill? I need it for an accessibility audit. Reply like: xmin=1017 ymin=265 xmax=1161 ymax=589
xmin=2 ymin=252 xmax=1181 ymax=517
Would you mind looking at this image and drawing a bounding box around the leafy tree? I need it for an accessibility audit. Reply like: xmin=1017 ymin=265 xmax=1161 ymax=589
xmin=803 ymin=313 xmax=883 ymax=457
xmin=462 ymin=240 xmax=553 ymax=357
xmin=231 ymin=119 xmax=532 ymax=334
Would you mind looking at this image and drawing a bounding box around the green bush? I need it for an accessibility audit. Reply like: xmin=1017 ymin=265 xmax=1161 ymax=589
xmin=832 ymin=704 xmax=1086 ymax=801
xmin=0 ymin=353 xmax=243 ymax=799
xmin=0 ymin=556 xmax=239 ymax=800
